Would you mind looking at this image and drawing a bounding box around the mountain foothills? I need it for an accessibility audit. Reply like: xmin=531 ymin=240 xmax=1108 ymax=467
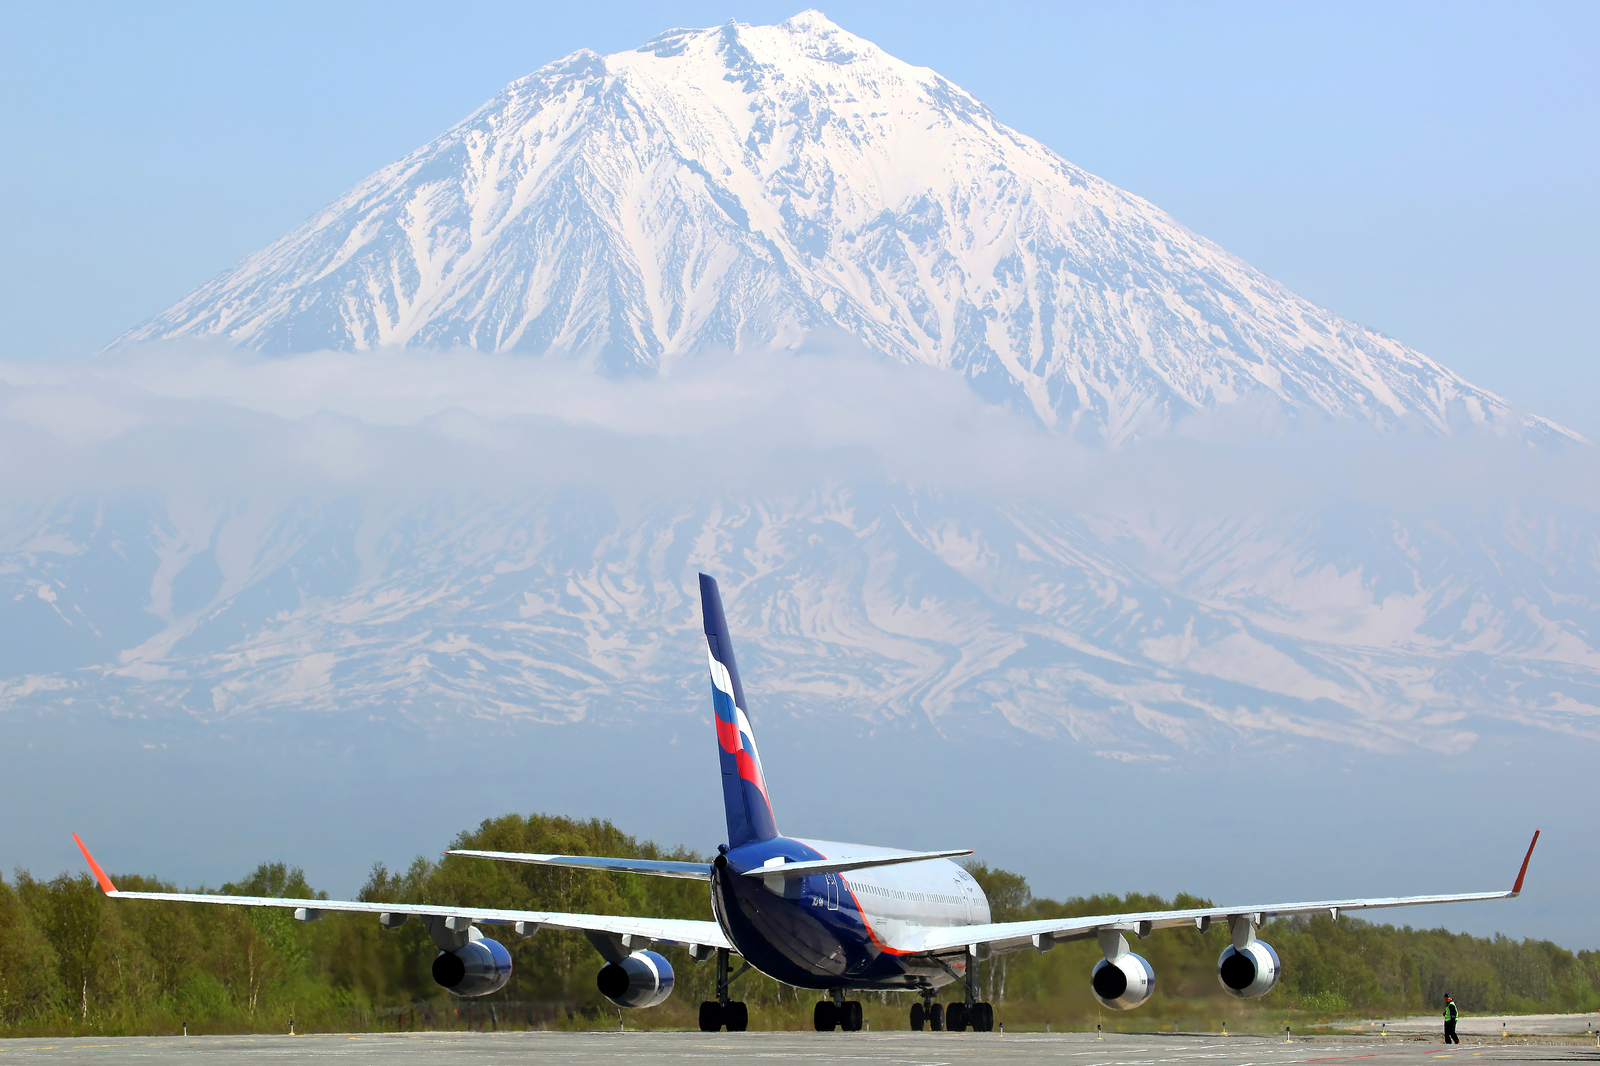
xmin=2 ymin=814 xmax=1596 ymax=1035
xmin=114 ymin=11 xmax=1567 ymax=445
xmin=2 ymin=484 xmax=1599 ymax=757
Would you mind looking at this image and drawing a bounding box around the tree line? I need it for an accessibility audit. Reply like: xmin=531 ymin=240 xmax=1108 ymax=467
xmin=1 ymin=813 xmax=1592 ymax=1036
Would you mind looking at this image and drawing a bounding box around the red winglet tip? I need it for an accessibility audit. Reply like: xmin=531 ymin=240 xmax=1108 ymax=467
xmin=1511 ymin=830 xmax=1540 ymax=895
xmin=72 ymin=833 xmax=118 ymax=894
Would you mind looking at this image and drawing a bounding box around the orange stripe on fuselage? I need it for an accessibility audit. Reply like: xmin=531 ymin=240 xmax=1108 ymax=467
xmin=826 ymin=870 xmax=955 ymax=961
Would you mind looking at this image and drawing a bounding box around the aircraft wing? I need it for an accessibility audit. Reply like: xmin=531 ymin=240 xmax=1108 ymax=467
xmin=73 ymin=835 xmax=730 ymax=951
xmin=910 ymin=830 xmax=1539 ymax=958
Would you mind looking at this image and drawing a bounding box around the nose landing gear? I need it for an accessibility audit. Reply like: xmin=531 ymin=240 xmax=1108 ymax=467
xmin=910 ymin=995 xmax=945 ymax=1031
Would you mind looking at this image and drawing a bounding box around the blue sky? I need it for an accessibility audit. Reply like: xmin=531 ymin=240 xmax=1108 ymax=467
xmin=2 ymin=1 xmax=1595 ymax=432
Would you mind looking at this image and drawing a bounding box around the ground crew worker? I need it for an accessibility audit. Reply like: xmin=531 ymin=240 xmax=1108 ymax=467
xmin=1444 ymin=994 xmax=1460 ymax=1044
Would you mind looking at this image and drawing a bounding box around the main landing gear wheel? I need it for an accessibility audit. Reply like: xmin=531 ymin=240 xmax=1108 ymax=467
xmin=699 ymin=1001 xmax=748 ymax=1032
xmin=814 ymin=1000 xmax=862 ymax=1032
xmin=910 ymin=1001 xmax=925 ymax=1031
xmin=944 ymin=1002 xmax=996 ymax=1032
xmin=928 ymin=1002 xmax=944 ymax=1031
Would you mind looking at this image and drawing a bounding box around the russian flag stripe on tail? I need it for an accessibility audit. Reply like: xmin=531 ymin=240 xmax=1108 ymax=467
xmin=699 ymin=573 xmax=778 ymax=848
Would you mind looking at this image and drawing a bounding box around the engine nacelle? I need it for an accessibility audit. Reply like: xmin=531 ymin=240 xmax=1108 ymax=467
xmin=1091 ymin=952 xmax=1155 ymax=1010
xmin=432 ymin=937 xmax=512 ymax=997
xmin=597 ymin=950 xmax=675 ymax=1009
xmin=1218 ymin=940 xmax=1281 ymax=999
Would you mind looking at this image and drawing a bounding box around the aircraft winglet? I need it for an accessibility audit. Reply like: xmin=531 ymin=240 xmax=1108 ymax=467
xmin=72 ymin=833 xmax=118 ymax=895
xmin=1511 ymin=830 xmax=1540 ymax=895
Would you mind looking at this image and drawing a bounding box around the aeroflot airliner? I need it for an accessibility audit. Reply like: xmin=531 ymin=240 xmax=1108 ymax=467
xmin=76 ymin=574 xmax=1540 ymax=1033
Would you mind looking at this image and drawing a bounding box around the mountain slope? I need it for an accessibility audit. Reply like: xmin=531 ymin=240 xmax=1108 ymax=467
xmin=114 ymin=12 xmax=1567 ymax=444
xmin=4 ymin=484 xmax=1598 ymax=758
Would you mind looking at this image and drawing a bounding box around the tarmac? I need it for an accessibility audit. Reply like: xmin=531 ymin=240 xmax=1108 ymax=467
xmin=2 ymin=1030 xmax=1599 ymax=1065
xmin=1354 ymin=1014 xmax=1600 ymax=1037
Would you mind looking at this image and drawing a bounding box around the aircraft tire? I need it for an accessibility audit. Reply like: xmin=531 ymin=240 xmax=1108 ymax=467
xmin=928 ymin=1002 xmax=944 ymax=1031
xmin=842 ymin=1001 xmax=863 ymax=1031
xmin=814 ymin=1001 xmax=837 ymax=1032
xmin=699 ymin=1001 xmax=722 ymax=1031
xmin=973 ymin=1002 xmax=994 ymax=1031
xmin=947 ymin=1002 xmax=969 ymax=1032
xmin=725 ymin=1001 xmax=749 ymax=1031
xmin=910 ymin=1002 xmax=925 ymax=1030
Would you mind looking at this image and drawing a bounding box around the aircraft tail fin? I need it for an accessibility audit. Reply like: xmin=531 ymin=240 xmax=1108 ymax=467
xmin=699 ymin=574 xmax=778 ymax=848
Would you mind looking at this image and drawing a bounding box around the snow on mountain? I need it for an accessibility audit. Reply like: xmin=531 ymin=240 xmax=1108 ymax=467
xmin=4 ymin=480 xmax=1599 ymax=758
xmin=114 ymin=12 xmax=1568 ymax=444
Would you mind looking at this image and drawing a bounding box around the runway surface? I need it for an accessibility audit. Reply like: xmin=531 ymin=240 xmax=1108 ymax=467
xmin=2 ymin=1031 xmax=1597 ymax=1065
xmin=1358 ymin=1015 xmax=1600 ymax=1037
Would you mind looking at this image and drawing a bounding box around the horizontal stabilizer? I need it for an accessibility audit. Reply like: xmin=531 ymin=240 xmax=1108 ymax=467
xmin=740 ymin=849 xmax=972 ymax=879
xmin=449 ymin=850 xmax=712 ymax=881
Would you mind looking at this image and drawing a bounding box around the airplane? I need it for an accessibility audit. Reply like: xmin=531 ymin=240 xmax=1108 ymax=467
xmin=74 ymin=573 xmax=1541 ymax=1034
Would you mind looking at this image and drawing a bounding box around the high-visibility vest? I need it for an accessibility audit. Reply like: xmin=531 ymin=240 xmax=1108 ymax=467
xmin=1445 ymin=1002 xmax=1458 ymax=1021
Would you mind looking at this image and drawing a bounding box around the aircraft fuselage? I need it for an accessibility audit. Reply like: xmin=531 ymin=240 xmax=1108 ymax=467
xmin=711 ymin=835 xmax=990 ymax=991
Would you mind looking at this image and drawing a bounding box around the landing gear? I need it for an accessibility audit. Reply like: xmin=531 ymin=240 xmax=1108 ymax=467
xmin=912 ymin=999 xmax=993 ymax=1033
xmin=948 ymin=1001 xmax=995 ymax=1032
xmin=917 ymin=947 xmax=993 ymax=1032
xmin=699 ymin=948 xmax=748 ymax=1031
xmin=914 ymin=991 xmax=944 ymax=1031
xmin=814 ymin=998 xmax=863 ymax=1031
xmin=698 ymin=1000 xmax=748 ymax=1031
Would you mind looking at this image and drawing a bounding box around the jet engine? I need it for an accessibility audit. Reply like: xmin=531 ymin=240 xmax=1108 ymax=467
xmin=597 ymin=950 xmax=676 ymax=1009
xmin=432 ymin=937 xmax=512 ymax=997
xmin=1090 ymin=952 xmax=1156 ymax=1010
xmin=1217 ymin=940 xmax=1281 ymax=999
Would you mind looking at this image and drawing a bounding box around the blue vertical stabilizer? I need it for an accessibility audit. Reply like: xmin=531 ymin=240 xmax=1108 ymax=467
xmin=699 ymin=574 xmax=778 ymax=848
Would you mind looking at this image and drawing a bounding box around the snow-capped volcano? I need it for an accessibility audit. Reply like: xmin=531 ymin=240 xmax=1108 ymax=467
xmin=115 ymin=11 xmax=1564 ymax=443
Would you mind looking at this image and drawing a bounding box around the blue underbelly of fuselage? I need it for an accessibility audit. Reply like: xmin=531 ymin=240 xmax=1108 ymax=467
xmin=709 ymin=836 xmax=973 ymax=992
